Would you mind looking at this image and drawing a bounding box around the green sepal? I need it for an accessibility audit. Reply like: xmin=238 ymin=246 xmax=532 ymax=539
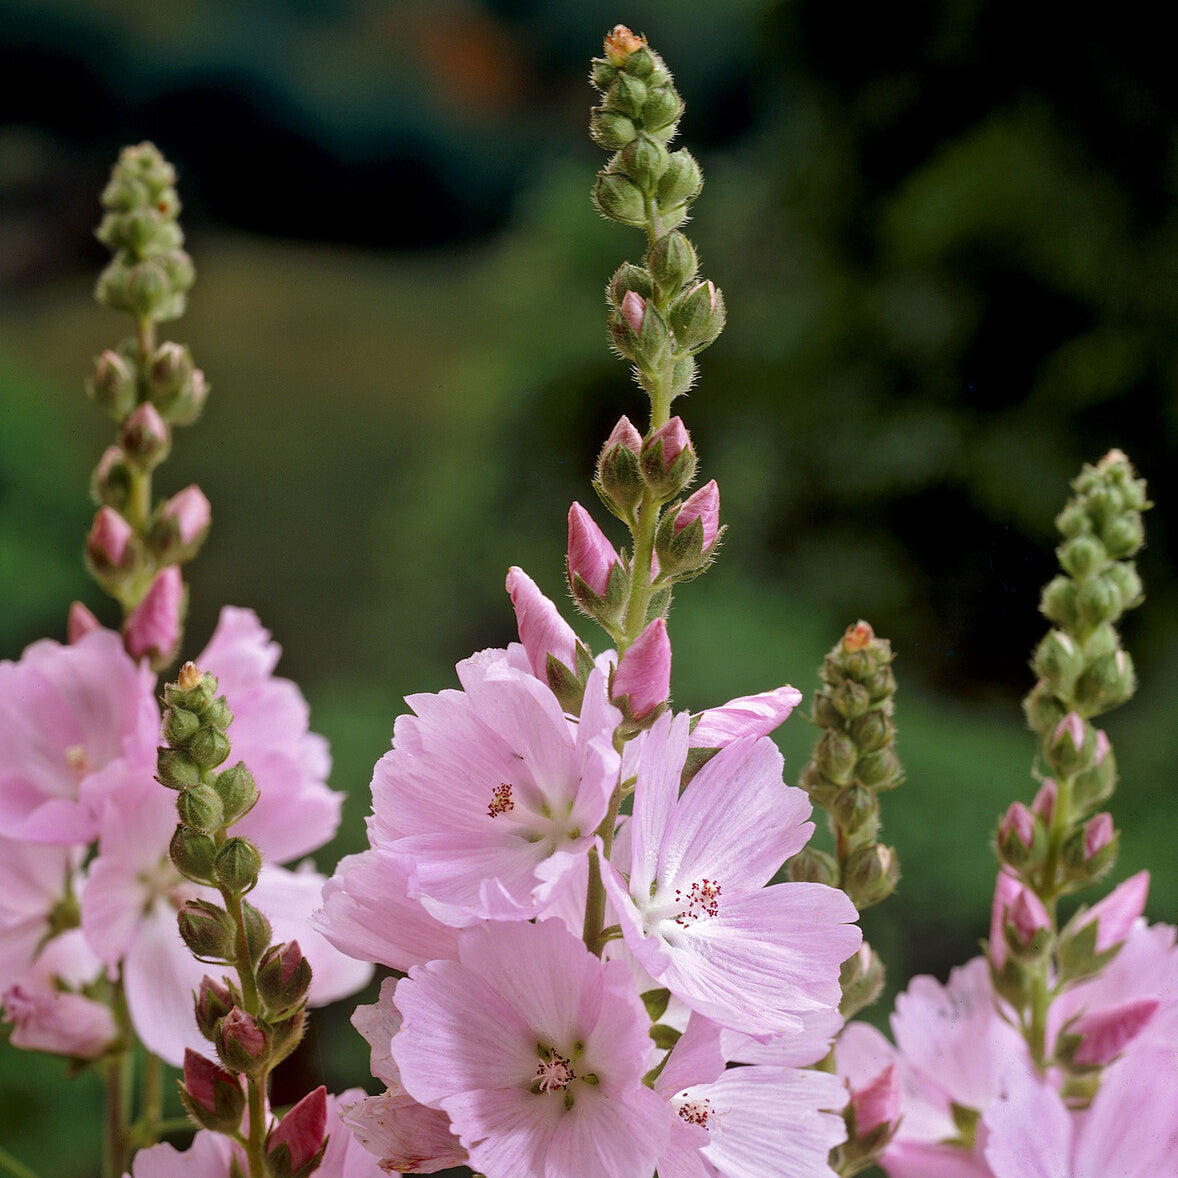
xmin=640 ymin=988 xmax=671 ymax=1022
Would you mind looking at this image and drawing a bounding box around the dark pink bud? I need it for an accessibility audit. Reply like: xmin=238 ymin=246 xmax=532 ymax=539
xmin=990 ymin=870 xmax=1049 ymax=970
xmin=645 ymin=417 xmax=690 ymax=472
xmin=67 ymin=601 xmax=102 ymax=644
xmin=1071 ymin=996 xmax=1159 ymax=1066
xmin=183 ymin=1048 xmax=242 ymax=1115
xmin=567 ymin=502 xmax=621 ymax=597
xmin=87 ymin=506 xmax=133 ymax=569
xmin=604 ymin=415 xmax=642 ymax=456
xmin=124 ymin=565 xmax=184 ymax=664
xmin=1084 ymin=812 xmax=1114 ymax=860
xmin=161 ymin=484 xmax=211 ymax=546
xmin=1007 ymin=887 xmax=1051 ymax=946
xmin=506 ymin=566 xmax=579 ymax=682
xmin=120 ymin=400 xmax=171 ymax=468
xmin=674 ymin=479 xmax=720 ymax=550
xmin=620 ymin=290 xmax=646 ymax=335
xmin=999 ymin=801 xmax=1035 ymax=854
xmin=612 ymin=618 xmax=671 ymax=719
xmin=267 ymin=1085 xmax=327 ymax=1173
xmin=216 ymin=1006 xmax=270 ymax=1075
xmin=851 ymin=1064 xmax=900 ymax=1136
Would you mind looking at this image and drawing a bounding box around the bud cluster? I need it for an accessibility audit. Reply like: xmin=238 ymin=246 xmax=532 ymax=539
xmin=590 ymin=28 xmax=725 ymax=389
xmin=83 ymin=143 xmax=212 ymax=669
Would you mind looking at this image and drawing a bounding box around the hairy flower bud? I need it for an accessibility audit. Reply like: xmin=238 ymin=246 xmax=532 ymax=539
xmin=119 ymin=400 xmax=172 ymax=471
xmin=595 ymin=416 xmax=645 ymax=523
xmin=257 ymin=941 xmax=313 ymax=1020
xmin=266 ymin=1086 xmax=328 ymax=1178
xmin=178 ymin=899 xmax=236 ymax=961
xmin=180 ymin=1048 xmax=246 ymax=1133
xmin=216 ymin=1006 xmax=271 ymax=1075
xmin=656 ymin=149 xmax=703 ymax=213
xmin=213 ymin=761 xmax=260 ymax=826
xmin=640 ymin=417 xmax=696 ymax=498
xmin=170 ymin=825 xmax=218 ymax=884
xmin=124 ymin=565 xmax=185 ymax=668
xmin=86 ymin=349 xmax=137 ymax=419
xmin=214 ymin=837 xmax=263 ymax=894
xmin=612 ymin=618 xmax=671 ymax=721
xmin=177 ymin=783 xmax=225 ymax=835
xmin=669 ymin=279 xmax=726 ymax=353
xmin=194 ymin=975 xmax=237 ymax=1042
xmin=843 ymin=844 xmax=899 ymax=910
xmin=647 ymin=231 xmax=698 ymax=300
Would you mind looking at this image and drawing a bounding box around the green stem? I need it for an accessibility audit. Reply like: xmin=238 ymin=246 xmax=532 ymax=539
xmin=101 ymin=1050 xmax=133 ymax=1178
xmin=583 ymin=779 xmax=626 ymax=956
xmin=0 ymin=1146 xmax=42 ymax=1178
xmin=140 ymin=1050 xmax=164 ymax=1146
xmin=245 ymin=1072 xmax=270 ymax=1178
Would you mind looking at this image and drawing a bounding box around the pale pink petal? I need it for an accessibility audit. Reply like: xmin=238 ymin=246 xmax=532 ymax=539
xmin=1072 ymin=870 xmax=1150 ymax=953
xmin=689 ymin=685 xmax=803 ymax=748
xmin=340 ymin=1091 xmax=466 ymax=1174
xmin=127 ymin=1128 xmax=240 ymax=1177
xmin=506 ymin=566 xmax=580 ymax=682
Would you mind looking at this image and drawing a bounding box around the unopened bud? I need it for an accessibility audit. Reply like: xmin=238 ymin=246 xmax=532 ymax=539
xmin=814 ymin=728 xmax=858 ymax=787
xmin=180 ymin=1048 xmax=246 ymax=1133
xmin=832 ymin=783 xmax=878 ymax=835
xmin=669 ymin=280 xmax=726 ymax=353
xmin=156 ymin=746 xmax=201 ymax=790
xmin=844 ymin=844 xmax=899 ymax=909
xmin=611 ymin=618 xmax=671 ymax=722
xmin=170 ymin=825 xmax=217 ymax=884
xmin=90 ymin=445 xmax=133 ymax=510
xmin=177 ymin=783 xmax=225 ymax=835
xmin=647 ymin=231 xmax=698 ymax=300
xmin=188 ymin=724 xmax=231 ymax=770
xmin=86 ymin=506 xmax=135 ymax=575
xmin=214 ymin=837 xmax=262 ymax=893
xmin=567 ymin=503 xmax=627 ymax=624
xmin=839 ymin=943 xmax=887 ymax=1021
xmin=787 ymin=846 xmax=838 ymax=886
xmin=216 ymin=1006 xmax=270 ymax=1075
xmin=656 ymin=149 xmax=702 ymax=213
xmin=213 ymin=762 xmax=259 ymax=826
xmin=86 ymin=349 xmax=137 ymax=419
xmin=595 ymin=416 xmax=645 ymax=523
xmin=997 ymin=801 xmax=1043 ymax=871
xmin=194 ymin=975 xmax=237 ymax=1042
xmin=257 ymin=941 xmax=313 ymax=1020
xmin=594 ymin=170 xmax=646 ymax=226
xmin=1063 ymin=812 xmax=1118 ymax=883
xmin=120 ymin=400 xmax=171 ymax=471
xmin=178 ymin=899 xmax=235 ymax=960
xmin=124 ymin=565 xmax=185 ymax=668
xmin=266 ymin=1086 xmax=328 ymax=1178
xmin=603 ymin=25 xmax=647 ymax=68
xmin=151 ymin=484 xmax=211 ymax=562
xmin=640 ymin=417 xmax=696 ymax=498
xmin=1074 ymin=649 xmax=1136 ymax=713
xmin=654 ymin=479 xmax=722 ymax=579
xmin=241 ymin=901 xmax=272 ymax=964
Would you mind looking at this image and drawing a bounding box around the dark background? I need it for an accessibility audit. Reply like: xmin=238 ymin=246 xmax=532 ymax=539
xmin=2 ymin=2 xmax=1176 ymax=1173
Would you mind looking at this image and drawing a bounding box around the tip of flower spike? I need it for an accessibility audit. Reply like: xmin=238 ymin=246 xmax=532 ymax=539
xmin=604 ymin=25 xmax=646 ymax=65
xmin=179 ymin=661 xmax=203 ymax=690
xmin=843 ymin=621 xmax=875 ymax=652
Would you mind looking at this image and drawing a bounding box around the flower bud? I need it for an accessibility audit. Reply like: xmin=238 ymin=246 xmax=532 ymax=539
xmin=641 ymin=85 xmax=683 ymax=133
xmin=997 ymin=801 xmax=1043 ymax=871
xmin=1032 ymin=629 xmax=1084 ymax=687
xmin=1074 ymin=649 xmax=1136 ymax=713
xmin=156 ymin=746 xmax=202 ymax=790
xmin=150 ymin=484 xmax=211 ymax=562
xmin=567 ymin=503 xmax=627 ymax=624
xmin=829 ymin=680 xmax=871 ymax=721
xmin=669 ymin=280 xmax=726 ymax=353
xmin=603 ymin=72 xmax=648 ymax=120
xmin=124 ymin=565 xmax=185 ymax=668
xmin=177 ymin=783 xmax=225 ymax=835
xmin=1062 ymin=812 xmax=1118 ymax=884
xmin=170 ymin=825 xmax=218 ymax=884
xmin=839 ymin=943 xmax=887 ymax=1021
xmin=1104 ymin=561 xmax=1143 ymax=613
xmin=1031 ymin=778 xmax=1057 ymax=823
xmin=814 ymin=728 xmax=858 ymax=787
xmin=603 ymin=24 xmax=646 ymax=68
xmin=640 ymin=417 xmax=696 ymax=498
xmin=178 ymin=899 xmax=236 ymax=960
xmin=843 ymin=844 xmax=899 ymax=910
xmin=1023 ymin=679 xmax=1066 ymax=736
xmin=90 ymin=444 xmax=133 ymax=510
xmin=257 ymin=941 xmax=313 ymax=1020
xmin=848 ymin=1062 xmax=900 ymax=1139
xmin=1065 ymin=869 xmax=1149 ymax=955
xmin=1075 ymin=573 xmax=1122 ymax=630
xmin=166 ymin=705 xmax=201 ymax=746
xmin=187 ymin=724 xmax=231 ymax=770
xmin=787 ymin=846 xmax=838 ymax=886
xmin=1045 ymin=712 xmax=1090 ymax=776
xmin=854 ymin=746 xmax=904 ymax=791
xmin=654 ymin=479 xmax=722 ymax=579
xmin=194 ymin=975 xmax=237 ymax=1042
xmin=86 ymin=349 xmax=137 ymax=419
xmin=656 ymin=149 xmax=702 ymax=212
xmin=989 ymin=871 xmax=1051 ymax=971
xmin=1071 ymin=737 xmax=1117 ymax=814
xmin=241 ymin=901 xmax=272 ymax=964
xmin=1063 ymin=997 xmax=1158 ymax=1068
xmin=216 ymin=1006 xmax=271 ymax=1075
xmin=86 ymin=506 xmax=134 ymax=574
xmin=67 ymin=601 xmax=102 ymax=644
xmin=180 ymin=1048 xmax=245 ymax=1133
xmin=849 ymin=709 xmax=894 ymax=754
xmin=594 ymin=170 xmax=646 ymax=226
xmin=213 ymin=762 xmax=260 ymax=825
xmin=618 ymin=135 xmax=670 ymax=194
xmin=266 ymin=1086 xmax=328 ymax=1178
xmin=595 ymin=416 xmax=645 ymax=523
xmin=1040 ymin=575 xmax=1079 ymax=631
xmin=612 ymin=618 xmax=671 ymax=721
xmin=214 ymin=837 xmax=262 ymax=893
xmin=590 ymin=109 xmax=638 ymax=150
xmin=647 ymin=231 xmax=698 ymax=300
xmin=609 ymin=296 xmax=670 ymax=366
xmin=1056 ymin=533 xmax=1106 ymax=580
xmin=832 ymin=784 xmax=878 ymax=836
xmin=119 ymin=400 xmax=171 ymax=471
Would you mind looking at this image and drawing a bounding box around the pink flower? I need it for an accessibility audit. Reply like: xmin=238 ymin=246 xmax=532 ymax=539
xmin=506 ymin=566 xmax=580 ymax=683
xmin=983 ymin=1048 xmax=1178 ymax=1177
xmin=195 ymin=607 xmax=341 ymax=862
xmin=602 ymin=712 xmax=860 ymax=1035
xmin=363 ymin=655 xmax=620 ymax=926
xmin=0 ymin=626 xmax=157 ymax=843
xmin=124 ymin=564 xmax=185 ymax=664
xmin=689 ymin=685 xmax=803 ymax=748
xmin=612 ymin=618 xmax=671 ymax=718
xmin=674 ymin=479 xmax=720 ymax=551
xmin=567 ymin=502 xmax=622 ymax=597
xmin=390 ymin=920 xmax=668 ymax=1178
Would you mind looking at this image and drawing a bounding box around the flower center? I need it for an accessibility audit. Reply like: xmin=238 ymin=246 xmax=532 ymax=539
xmin=675 ymin=1096 xmax=715 ymax=1129
xmin=64 ymin=744 xmax=90 ymax=779
xmin=533 ymin=1050 xmax=576 ymax=1093
xmin=487 ymin=782 xmax=515 ymax=818
xmin=674 ymin=878 xmax=721 ymax=925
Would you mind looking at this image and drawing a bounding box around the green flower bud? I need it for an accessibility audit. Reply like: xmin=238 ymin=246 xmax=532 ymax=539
xmin=787 ymin=846 xmax=838 ymax=886
xmin=607 ymin=262 xmax=653 ymax=306
xmin=1076 ymin=574 xmax=1122 ymax=630
xmin=656 ymin=149 xmax=702 ymax=211
xmin=1023 ymin=679 xmax=1066 ymax=736
xmin=1099 ymin=513 xmax=1143 ymax=560
xmin=177 ymin=783 xmax=225 ymax=834
xmin=1072 ymin=743 xmax=1117 ymax=815
xmin=590 ymin=109 xmax=638 ymax=150
xmin=1057 ymin=534 xmax=1106 ymax=580
xmin=1104 ymin=562 xmax=1143 ymax=613
xmin=670 ymin=353 xmax=696 ymax=396
xmin=166 ymin=705 xmax=201 ymax=746
xmin=214 ymin=837 xmax=262 ymax=893
xmin=594 ymin=170 xmax=647 ymax=226
xmin=839 ymin=944 xmax=886 ymax=1020
xmin=1040 ymin=576 xmax=1079 ymax=631
xmin=178 ymin=899 xmax=236 ymax=960
xmin=618 ymin=135 xmax=669 ymax=194
xmin=164 ymin=668 xmax=219 ymax=713
xmin=1074 ymin=649 xmax=1136 ymax=713
xmin=170 ymin=825 xmax=218 ymax=884
xmin=194 ymin=975 xmax=237 ymax=1042
xmin=669 ymin=280 xmax=726 ymax=353
xmin=814 ymin=728 xmax=858 ymax=786
xmin=619 ymin=46 xmax=657 ymax=79
xmin=843 ymin=844 xmax=899 ymax=910
xmin=90 ymin=445 xmax=133 ymax=510
xmin=641 ymin=85 xmax=683 ymax=133
xmin=603 ymin=73 xmax=648 ymax=120
xmin=86 ymin=349 xmax=138 ymax=419
xmin=257 ymin=941 xmax=313 ymax=1020
xmin=856 ymin=746 xmax=904 ymax=791
xmin=188 ymin=727 xmax=231 ymax=770
xmin=241 ymin=901 xmax=273 ymax=964
xmin=590 ymin=59 xmax=618 ymax=91
xmin=202 ymin=697 xmax=234 ymax=732
xmin=214 ymin=762 xmax=260 ymax=826
xmin=811 ymin=691 xmax=842 ymax=729
xmin=1032 ymin=629 xmax=1085 ymax=688
xmin=1055 ymin=502 xmax=1091 ymax=539
xmin=647 ymin=231 xmax=698 ymax=301
xmin=215 ymin=1007 xmax=272 ymax=1076
xmin=832 ymin=783 xmax=878 ymax=835
xmin=157 ymin=746 xmax=202 ymax=791
xmin=849 ymin=709 xmax=894 ymax=754
xmin=830 ymin=680 xmax=872 ymax=720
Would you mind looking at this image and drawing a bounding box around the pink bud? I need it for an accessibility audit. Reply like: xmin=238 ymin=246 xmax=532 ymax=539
xmin=120 ymin=400 xmax=171 ymax=464
xmin=1007 ymin=887 xmax=1051 ymax=947
xmin=1084 ymin=812 xmax=1114 ymax=860
xmin=1031 ymin=778 xmax=1057 ymax=823
xmin=612 ymin=618 xmax=671 ymax=718
xmin=604 ymin=415 xmax=643 ymax=456
xmin=182 ymin=1047 xmax=242 ymax=1114
xmin=620 ymin=290 xmax=646 ymax=335
xmin=990 ymin=870 xmax=1049 ymax=970
xmin=2 ymin=981 xmax=118 ymax=1060
xmin=1093 ymin=728 xmax=1111 ymax=765
xmin=219 ymin=1006 xmax=267 ymax=1061
xmin=1071 ymin=996 xmax=1159 ymax=1066
xmin=1077 ymin=870 xmax=1150 ymax=953
xmin=124 ymin=565 xmax=184 ymax=664
xmin=87 ymin=506 xmax=133 ymax=568
xmin=850 ymin=1064 xmax=900 ymax=1136
xmin=674 ymin=479 xmax=720 ymax=550
xmin=1053 ymin=711 xmax=1086 ymax=752
xmin=999 ymin=801 xmax=1035 ymax=850
xmin=567 ymin=502 xmax=621 ymax=597
xmin=689 ymin=685 xmax=803 ymax=747
xmin=160 ymin=484 xmax=211 ymax=545
xmin=67 ymin=601 xmax=102 ymax=644
xmin=507 ymin=566 xmax=579 ymax=682
xmin=644 ymin=417 xmax=691 ymax=473
xmin=268 ymin=1085 xmax=327 ymax=1172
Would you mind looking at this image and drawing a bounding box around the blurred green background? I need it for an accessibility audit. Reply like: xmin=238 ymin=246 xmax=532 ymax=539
xmin=2 ymin=1 xmax=1177 ymax=1173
